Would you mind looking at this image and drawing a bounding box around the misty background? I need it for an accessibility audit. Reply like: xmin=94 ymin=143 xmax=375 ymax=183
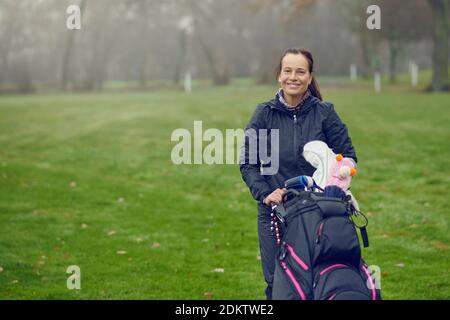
xmin=0 ymin=0 xmax=448 ymax=93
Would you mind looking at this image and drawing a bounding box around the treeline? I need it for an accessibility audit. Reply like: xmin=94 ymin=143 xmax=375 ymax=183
xmin=0 ymin=0 xmax=448 ymax=93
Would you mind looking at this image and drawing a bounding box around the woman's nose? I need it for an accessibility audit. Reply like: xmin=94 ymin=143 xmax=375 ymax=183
xmin=288 ymin=71 xmax=298 ymax=80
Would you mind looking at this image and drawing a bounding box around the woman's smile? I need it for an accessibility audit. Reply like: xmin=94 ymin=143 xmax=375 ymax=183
xmin=287 ymin=82 xmax=301 ymax=89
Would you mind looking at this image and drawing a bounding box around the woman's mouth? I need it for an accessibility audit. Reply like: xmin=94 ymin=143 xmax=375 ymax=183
xmin=287 ymin=83 xmax=301 ymax=89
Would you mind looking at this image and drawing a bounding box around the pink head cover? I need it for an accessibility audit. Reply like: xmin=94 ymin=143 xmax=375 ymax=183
xmin=326 ymin=154 xmax=357 ymax=192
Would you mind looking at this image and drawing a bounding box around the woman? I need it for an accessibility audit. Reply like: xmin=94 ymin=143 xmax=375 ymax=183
xmin=239 ymin=48 xmax=357 ymax=300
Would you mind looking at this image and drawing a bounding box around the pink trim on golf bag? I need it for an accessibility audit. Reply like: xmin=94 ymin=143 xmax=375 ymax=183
xmin=281 ymin=261 xmax=307 ymax=300
xmin=319 ymin=264 xmax=347 ymax=276
xmin=286 ymin=243 xmax=309 ymax=271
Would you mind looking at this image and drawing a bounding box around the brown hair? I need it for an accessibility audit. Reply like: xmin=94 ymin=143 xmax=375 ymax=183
xmin=276 ymin=48 xmax=322 ymax=101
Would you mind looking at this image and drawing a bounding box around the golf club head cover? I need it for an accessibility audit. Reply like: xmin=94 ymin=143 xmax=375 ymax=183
xmin=285 ymin=175 xmax=314 ymax=190
xmin=325 ymin=154 xmax=357 ymax=192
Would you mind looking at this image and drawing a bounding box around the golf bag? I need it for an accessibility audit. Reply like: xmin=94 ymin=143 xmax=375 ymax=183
xmin=271 ymin=189 xmax=381 ymax=300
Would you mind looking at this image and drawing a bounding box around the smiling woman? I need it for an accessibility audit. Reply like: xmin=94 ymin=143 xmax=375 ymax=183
xmin=276 ymin=48 xmax=322 ymax=106
xmin=240 ymin=47 xmax=357 ymax=300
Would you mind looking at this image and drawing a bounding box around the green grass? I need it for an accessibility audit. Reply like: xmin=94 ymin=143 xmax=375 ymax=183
xmin=0 ymin=80 xmax=449 ymax=299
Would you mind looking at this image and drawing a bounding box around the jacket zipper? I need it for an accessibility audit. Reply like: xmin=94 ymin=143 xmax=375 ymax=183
xmin=293 ymin=114 xmax=297 ymax=160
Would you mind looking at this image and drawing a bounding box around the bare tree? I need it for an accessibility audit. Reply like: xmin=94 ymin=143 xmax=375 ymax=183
xmin=243 ymin=0 xmax=318 ymax=84
xmin=428 ymin=0 xmax=450 ymax=91
xmin=378 ymin=0 xmax=432 ymax=83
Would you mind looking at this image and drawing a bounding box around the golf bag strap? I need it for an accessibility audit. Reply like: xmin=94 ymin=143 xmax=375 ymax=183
xmin=360 ymin=226 xmax=370 ymax=248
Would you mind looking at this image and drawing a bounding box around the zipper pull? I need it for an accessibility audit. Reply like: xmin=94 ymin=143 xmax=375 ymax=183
xmin=316 ymin=222 xmax=324 ymax=244
xmin=293 ymin=114 xmax=297 ymax=124
xmin=279 ymin=243 xmax=287 ymax=261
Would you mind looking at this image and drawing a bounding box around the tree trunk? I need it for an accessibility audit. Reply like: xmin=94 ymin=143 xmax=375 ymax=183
xmin=428 ymin=0 xmax=450 ymax=91
xmin=388 ymin=40 xmax=399 ymax=84
xmin=257 ymin=48 xmax=278 ymax=84
xmin=173 ymin=30 xmax=187 ymax=86
xmin=196 ymin=33 xmax=230 ymax=86
xmin=359 ymin=33 xmax=371 ymax=79
xmin=0 ymin=2 xmax=18 ymax=84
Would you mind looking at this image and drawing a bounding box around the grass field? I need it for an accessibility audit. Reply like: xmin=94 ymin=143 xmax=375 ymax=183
xmin=0 ymin=80 xmax=449 ymax=299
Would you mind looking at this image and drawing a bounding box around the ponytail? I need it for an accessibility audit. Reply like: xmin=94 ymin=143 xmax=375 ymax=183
xmin=309 ymin=76 xmax=322 ymax=101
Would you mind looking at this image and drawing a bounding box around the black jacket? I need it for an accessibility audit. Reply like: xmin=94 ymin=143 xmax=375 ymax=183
xmin=240 ymin=93 xmax=357 ymax=204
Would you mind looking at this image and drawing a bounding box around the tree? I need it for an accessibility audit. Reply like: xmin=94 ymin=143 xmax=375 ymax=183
xmin=428 ymin=0 xmax=450 ymax=91
xmin=186 ymin=0 xmax=238 ymax=86
xmin=0 ymin=0 xmax=19 ymax=85
xmin=243 ymin=0 xmax=317 ymax=84
xmin=381 ymin=0 xmax=433 ymax=83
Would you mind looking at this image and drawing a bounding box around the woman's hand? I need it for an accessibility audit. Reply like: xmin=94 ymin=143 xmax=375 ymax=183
xmin=263 ymin=188 xmax=287 ymax=206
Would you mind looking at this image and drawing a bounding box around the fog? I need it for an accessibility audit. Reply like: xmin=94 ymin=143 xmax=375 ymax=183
xmin=0 ymin=0 xmax=446 ymax=93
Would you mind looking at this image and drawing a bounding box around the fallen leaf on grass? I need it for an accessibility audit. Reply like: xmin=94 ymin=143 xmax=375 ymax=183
xmin=108 ymin=230 xmax=116 ymax=236
xmin=432 ymin=241 xmax=450 ymax=251
xmin=151 ymin=242 xmax=160 ymax=249
xmin=69 ymin=181 xmax=77 ymax=188
xmin=116 ymin=251 xmax=127 ymax=255
xmin=204 ymin=292 xmax=214 ymax=299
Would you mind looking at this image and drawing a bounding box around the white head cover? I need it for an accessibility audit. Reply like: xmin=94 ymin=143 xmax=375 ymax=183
xmin=303 ymin=140 xmax=336 ymax=189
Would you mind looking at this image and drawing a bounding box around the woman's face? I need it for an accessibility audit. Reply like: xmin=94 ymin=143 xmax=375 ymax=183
xmin=278 ymin=53 xmax=312 ymax=97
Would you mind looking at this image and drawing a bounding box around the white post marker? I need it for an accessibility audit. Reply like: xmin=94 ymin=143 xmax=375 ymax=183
xmin=374 ymin=72 xmax=381 ymax=93
xmin=410 ymin=62 xmax=418 ymax=88
xmin=350 ymin=64 xmax=358 ymax=81
xmin=184 ymin=71 xmax=192 ymax=94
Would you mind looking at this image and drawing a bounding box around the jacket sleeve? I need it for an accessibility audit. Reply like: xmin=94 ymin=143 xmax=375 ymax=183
xmin=239 ymin=105 xmax=274 ymax=204
xmin=323 ymin=103 xmax=358 ymax=164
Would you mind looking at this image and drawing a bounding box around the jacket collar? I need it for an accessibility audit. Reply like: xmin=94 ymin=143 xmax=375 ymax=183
xmin=266 ymin=91 xmax=318 ymax=116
